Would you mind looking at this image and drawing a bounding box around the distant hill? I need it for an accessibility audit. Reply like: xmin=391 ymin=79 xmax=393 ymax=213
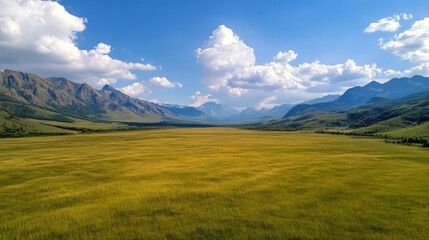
xmin=223 ymin=104 xmax=296 ymax=123
xmin=161 ymin=104 xmax=209 ymax=121
xmin=345 ymin=91 xmax=429 ymax=131
xmin=222 ymin=107 xmax=269 ymax=123
xmin=263 ymin=104 xmax=295 ymax=118
xmin=198 ymin=102 xmax=239 ymax=120
xmin=285 ymin=75 xmax=429 ymax=117
xmin=196 ymin=102 xmax=300 ymax=123
xmin=251 ymin=90 xmax=429 ymax=142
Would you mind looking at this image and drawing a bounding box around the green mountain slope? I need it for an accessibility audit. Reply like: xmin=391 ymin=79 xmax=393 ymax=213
xmin=285 ymin=75 xmax=429 ymax=117
xmin=252 ymin=91 xmax=429 ymax=142
xmin=346 ymin=92 xmax=429 ymax=130
xmin=0 ymin=92 xmax=130 ymax=137
xmin=0 ymin=107 xmax=73 ymax=137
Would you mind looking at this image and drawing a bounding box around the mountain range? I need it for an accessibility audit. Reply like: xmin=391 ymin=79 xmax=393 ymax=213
xmin=285 ymin=75 xmax=429 ymax=117
xmin=0 ymin=69 xmax=298 ymax=127
xmin=2 ymin=69 xmax=429 ymax=140
xmin=257 ymin=90 xmax=429 ymax=138
xmin=249 ymin=76 xmax=429 ymax=143
xmin=192 ymin=94 xmax=339 ymax=123
xmin=0 ymin=70 xmax=177 ymax=122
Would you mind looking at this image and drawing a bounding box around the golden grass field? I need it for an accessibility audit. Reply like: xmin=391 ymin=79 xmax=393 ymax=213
xmin=1 ymin=128 xmax=429 ymax=239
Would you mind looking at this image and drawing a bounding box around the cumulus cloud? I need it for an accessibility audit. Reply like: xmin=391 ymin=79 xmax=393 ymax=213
xmin=403 ymin=63 xmax=429 ymax=75
xmin=196 ymin=25 xmax=255 ymax=73
xmin=364 ymin=13 xmax=413 ymax=33
xmin=273 ymin=50 xmax=298 ymax=63
xmin=381 ymin=17 xmax=429 ymax=63
xmin=149 ymin=76 xmax=183 ymax=88
xmin=381 ymin=63 xmax=429 ymax=80
xmin=195 ymin=25 xmax=381 ymax=108
xmin=119 ymin=76 xmax=181 ymax=100
xmin=375 ymin=17 xmax=429 ymax=79
xmin=191 ymin=91 xmax=215 ymax=107
xmin=0 ymin=0 xmax=156 ymax=86
xmin=256 ymin=96 xmax=278 ymax=109
xmin=196 ymin=25 xmax=255 ymax=92
xmin=95 ymin=43 xmax=111 ymax=55
xmin=119 ymin=82 xmax=147 ymax=97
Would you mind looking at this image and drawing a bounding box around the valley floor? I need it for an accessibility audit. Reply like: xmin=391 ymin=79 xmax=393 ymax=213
xmin=1 ymin=128 xmax=429 ymax=239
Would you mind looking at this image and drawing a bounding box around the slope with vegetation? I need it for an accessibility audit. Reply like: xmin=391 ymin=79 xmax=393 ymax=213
xmin=248 ymin=76 xmax=429 ymax=146
xmin=285 ymin=75 xmax=429 ymax=117
xmin=0 ymin=69 xmax=211 ymax=136
xmin=2 ymin=69 xmax=429 ymax=144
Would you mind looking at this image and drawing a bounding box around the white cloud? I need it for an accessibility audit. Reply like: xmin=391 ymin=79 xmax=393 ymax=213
xmin=401 ymin=13 xmax=413 ymax=20
xmin=196 ymin=25 xmax=255 ymax=72
xmin=381 ymin=63 xmax=429 ymax=80
xmin=256 ymin=96 xmax=277 ymax=109
xmin=365 ymin=16 xmax=399 ymax=33
xmin=195 ymin=25 xmax=255 ymax=92
xmin=0 ymin=0 xmax=156 ymax=86
xmin=364 ymin=13 xmax=412 ymax=33
xmin=273 ymin=50 xmax=298 ymax=63
xmin=381 ymin=17 xmax=429 ymax=63
xmin=0 ymin=16 xmax=21 ymax=37
xmin=119 ymin=76 xmax=182 ymax=100
xmin=402 ymin=63 xmax=429 ymax=76
xmin=383 ymin=69 xmax=402 ymax=77
xmin=95 ymin=43 xmax=111 ymax=55
xmin=97 ymin=78 xmax=115 ymax=86
xmin=119 ymin=82 xmax=147 ymax=97
xmin=195 ymin=25 xmax=380 ymax=108
xmin=295 ymin=59 xmax=380 ymax=92
xmin=376 ymin=17 xmax=429 ymax=79
xmin=149 ymin=76 xmax=183 ymax=88
xmin=191 ymin=91 xmax=215 ymax=107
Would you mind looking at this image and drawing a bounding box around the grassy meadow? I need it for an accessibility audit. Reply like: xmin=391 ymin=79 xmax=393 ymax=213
xmin=1 ymin=128 xmax=429 ymax=239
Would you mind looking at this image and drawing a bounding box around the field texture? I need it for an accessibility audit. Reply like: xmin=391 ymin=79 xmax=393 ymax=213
xmin=1 ymin=128 xmax=429 ymax=239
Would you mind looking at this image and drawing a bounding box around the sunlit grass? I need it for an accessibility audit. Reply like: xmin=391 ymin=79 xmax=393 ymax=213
xmin=1 ymin=128 xmax=428 ymax=239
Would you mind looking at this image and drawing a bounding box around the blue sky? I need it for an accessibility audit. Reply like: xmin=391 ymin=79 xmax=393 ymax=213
xmin=1 ymin=0 xmax=429 ymax=108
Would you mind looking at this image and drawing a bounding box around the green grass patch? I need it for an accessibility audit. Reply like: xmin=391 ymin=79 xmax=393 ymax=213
xmin=31 ymin=118 xmax=127 ymax=131
xmin=384 ymin=121 xmax=429 ymax=141
xmin=1 ymin=128 xmax=428 ymax=239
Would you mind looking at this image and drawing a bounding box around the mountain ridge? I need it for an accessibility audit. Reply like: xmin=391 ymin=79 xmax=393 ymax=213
xmin=1 ymin=70 xmax=174 ymax=122
xmin=0 ymin=69 xmax=303 ymax=124
xmin=285 ymin=75 xmax=429 ymax=117
xmin=248 ymin=90 xmax=429 ymax=144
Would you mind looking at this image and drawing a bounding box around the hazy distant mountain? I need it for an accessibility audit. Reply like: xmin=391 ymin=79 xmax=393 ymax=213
xmin=264 ymin=104 xmax=295 ymax=117
xmin=285 ymin=75 xmax=429 ymax=117
xmin=198 ymin=102 xmax=239 ymax=119
xmin=254 ymin=96 xmax=337 ymax=120
xmin=223 ymin=107 xmax=268 ymax=123
xmin=197 ymin=102 xmax=293 ymax=123
xmin=301 ymin=95 xmax=340 ymax=105
xmin=161 ymin=103 xmax=209 ymax=121
xmin=197 ymin=103 xmax=297 ymax=123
